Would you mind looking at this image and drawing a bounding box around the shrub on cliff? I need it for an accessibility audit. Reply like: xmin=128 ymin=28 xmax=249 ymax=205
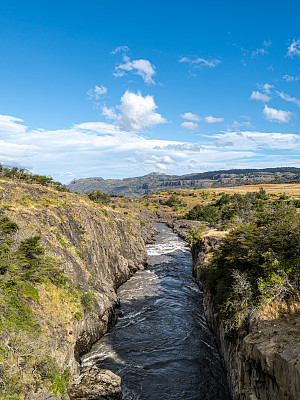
xmin=203 ymin=200 xmax=300 ymax=331
xmin=0 ymin=164 xmax=69 ymax=192
xmin=0 ymin=215 xmax=83 ymax=398
xmin=87 ymin=190 xmax=111 ymax=205
xmin=185 ymin=189 xmax=270 ymax=227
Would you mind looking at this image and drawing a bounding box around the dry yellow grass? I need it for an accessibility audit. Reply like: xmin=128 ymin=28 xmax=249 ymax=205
xmin=257 ymin=296 xmax=300 ymax=321
xmin=205 ymin=183 xmax=300 ymax=197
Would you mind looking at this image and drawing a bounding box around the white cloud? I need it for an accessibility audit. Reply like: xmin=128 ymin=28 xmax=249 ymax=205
xmin=181 ymin=121 xmax=198 ymax=130
xmin=287 ymin=39 xmax=300 ymax=57
xmin=102 ymin=106 xmax=117 ymax=120
xmin=114 ymin=59 xmax=156 ymax=84
xmin=283 ymin=74 xmax=300 ymax=82
xmin=232 ymin=120 xmax=253 ymax=129
xmin=116 ymin=91 xmax=167 ymax=131
xmin=276 ymin=91 xmax=300 ymax=107
xmin=2 ymin=113 xmax=300 ymax=183
xmin=214 ymin=130 xmax=298 ymax=150
xmin=180 ymin=112 xmax=200 ymax=122
xmin=205 ymin=116 xmax=224 ymax=123
xmin=214 ymin=139 xmax=233 ymax=147
xmin=154 ymin=143 xmax=204 ymax=152
xmin=251 ymin=48 xmax=268 ymax=57
xmin=179 ymin=56 xmax=221 ymax=74
xmin=87 ymin=85 xmax=107 ymax=100
xmin=111 ymin=46 xmax=129 ymax=55
xmin=262 ymin=105 xmax=292 ymax=123
xmin=0 ymin=115 xmax=27 ymax=135
xmin=112 ymin=46 xmax=156 ymax=84
xmin=262 ymin=83 xmax=274 ymax=94
xmin=250 ymin=91 xmax=270 ymax=102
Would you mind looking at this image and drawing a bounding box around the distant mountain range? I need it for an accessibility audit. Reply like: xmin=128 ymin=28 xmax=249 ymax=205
xmin=67 ymin=167 xmax=300 ymax=197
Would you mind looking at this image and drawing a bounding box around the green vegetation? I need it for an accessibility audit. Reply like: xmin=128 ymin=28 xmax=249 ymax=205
xmin=0 ymin=164 xmax=69 ymax=192
xmin=0 ymin=211 xmax=90 ymax=398
xmin=184 ymin=189 xmax=270 ymax=227
xmin=87 ymin=190 xmax=111 ymax=205
xmin=159 ymin=194 xmax=186 ymax=208
xmin=187 ymin=224 xmax=207 ymax=246
xmin=193 ymin=196 xmax=300 ymax=333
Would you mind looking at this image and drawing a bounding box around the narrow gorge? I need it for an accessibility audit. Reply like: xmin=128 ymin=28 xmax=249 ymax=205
xmin=1 ymin=179 xmax=299 ymax=400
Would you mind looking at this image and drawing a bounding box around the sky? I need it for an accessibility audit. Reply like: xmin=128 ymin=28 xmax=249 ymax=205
xmin=1 ymin=0 xmax=300 ymax=183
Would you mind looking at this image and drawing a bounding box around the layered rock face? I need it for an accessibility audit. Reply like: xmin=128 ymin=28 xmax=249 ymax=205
xmin=192 ymin=232 xmax=300 ymax=400
xmin=0 ymin=180 xmax=154 ymax=399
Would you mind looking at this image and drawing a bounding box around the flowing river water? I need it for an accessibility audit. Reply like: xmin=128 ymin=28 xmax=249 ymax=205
xmin=82 ymin=223 xmax=231 ymax=399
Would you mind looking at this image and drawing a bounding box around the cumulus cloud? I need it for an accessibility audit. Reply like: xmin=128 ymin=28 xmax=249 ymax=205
xmin=116 ymin=91 xmax=167 ymax=131
xmin=287 ymin=39 xmax=300 ymax=57
xmin=205 ymin=116 xmax=224 ymax=123
xmin=102 ymin=106 xmax=117 ymax=120
xmin=112 ymin=46 xmax=156 ymax=84
xmin=263 ymin=105 xmax=292 ymax=123
xmin=181 ymin=121 xmax=198 ymax=130
xmin=133 ymin=152 xmax=176 ymax=171
xmin=261 ymin=83 xmax=274 ymax=94
xmin=180 ymin=112 xmax=200 ymax=122
xmin=114 ymin=59 xmax=156 ymax=84
xmin=87 ymin=85 xmax=107 ymax=100
xmin=250 ymin=91 xmax=270 ymax=102
xmin=276 ymin=91 xmax=300 ymax=107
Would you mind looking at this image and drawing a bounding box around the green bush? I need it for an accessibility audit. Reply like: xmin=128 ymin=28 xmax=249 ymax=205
xmin=199 ymin=199 xmax=300 ymax=332
xmin=80 ymin=291 xmax=97 ymax=315
xmin=87 ymin=190 xmax=111 ymax=205
xmin=185 ymin=189 xmax=270 ymax=227
xmin=0 ymin=164 xmax=69 ymax=191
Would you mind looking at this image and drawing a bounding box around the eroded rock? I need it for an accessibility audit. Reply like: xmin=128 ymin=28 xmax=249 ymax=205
xmin=68 ymin=367 xmax=122 ymax=400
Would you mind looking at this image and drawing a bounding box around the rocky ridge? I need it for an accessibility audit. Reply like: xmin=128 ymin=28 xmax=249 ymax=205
xmin=67 ymin=167 xmax=300 ymax=197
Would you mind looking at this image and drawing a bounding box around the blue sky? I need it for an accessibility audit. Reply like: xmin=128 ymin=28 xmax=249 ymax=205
xmin=1 ymin=0 xmax=300 ymax=182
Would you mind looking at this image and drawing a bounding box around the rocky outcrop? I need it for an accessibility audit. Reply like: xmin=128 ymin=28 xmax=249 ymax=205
xmin=192 ymin=231 xmax=300 ymax=400
xmin=68 ymin=367 xmax=122 ymax=399
xmin=0 ymin=180 xmax=153 ymax=399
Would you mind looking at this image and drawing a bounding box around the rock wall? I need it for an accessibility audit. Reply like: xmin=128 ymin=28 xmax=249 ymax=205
xmin=191 ymin=232 xmax=300 ymax=400
xmin=0 ymin=180 xmax=155 ymax=399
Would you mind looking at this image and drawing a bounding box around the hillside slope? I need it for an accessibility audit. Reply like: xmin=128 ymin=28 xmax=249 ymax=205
xmin=0 ymin=179 xmax=154 ymax=399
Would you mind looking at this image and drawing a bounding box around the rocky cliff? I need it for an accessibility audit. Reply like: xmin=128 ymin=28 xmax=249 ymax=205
xmin=192 ymin=232 xmax=300 ymax=400
xmin=0 ymin=180 xmax=155 ymax=399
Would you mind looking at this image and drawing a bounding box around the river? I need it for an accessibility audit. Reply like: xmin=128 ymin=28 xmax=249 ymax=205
xmin=82 ymin=223 xmax=230 ymax=399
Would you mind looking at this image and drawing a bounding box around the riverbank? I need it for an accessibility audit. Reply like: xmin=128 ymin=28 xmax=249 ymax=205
xmin=191 ymin=228 xmax=300 ymax=400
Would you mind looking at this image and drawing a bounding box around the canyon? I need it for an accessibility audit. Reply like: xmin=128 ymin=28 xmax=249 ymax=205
xmin=0 ymin=179 xmax=298 ymax=400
